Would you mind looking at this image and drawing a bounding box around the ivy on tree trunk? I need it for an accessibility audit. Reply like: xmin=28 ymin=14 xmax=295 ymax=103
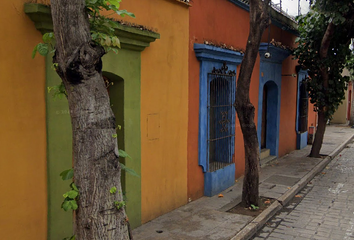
xmin=235 ymin=0 xmax=270 ymax=207
xmin=51 ymin=0 xmax=131 ymax=239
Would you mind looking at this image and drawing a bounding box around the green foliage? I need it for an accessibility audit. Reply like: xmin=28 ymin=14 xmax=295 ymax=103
xmin=63 ymin=235 xmax=75 ymax=240
xmin=32 ymin=32 xmax=55 ymax=58
xmin=48 ymin=82 xmax=67 ymax=99
xmin=114 ymin=200 xmax=125 ymax=210
xmin=119 ymin=149 xmax=131 ymax=159
xmin=32 ymin=0 xmax=134 ymax=58
xmin=110 ymin=186 xmax=117 ymax=194
xmin=120 ymin=163 xmax=139 ymax=178
xmin=62 ymin=182 xmax=79 ymax=211
xmin=60 ymin=168 xmax=74 ymax=181
xmin=250 ymin=204 xmax=259 ymax=210
xmin=86 ymin=0 xmax=134 ymax=53
xmin=346 ymin=51 xmax=354 ymax=78
xmin=293 ymin=1 xmax=354 ymax=119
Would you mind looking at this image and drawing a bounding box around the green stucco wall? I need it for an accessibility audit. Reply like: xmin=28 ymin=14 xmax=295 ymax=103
xmin=46 ymin=54 xmax=73 ymax=240
xmin=25 ymin=3 xmax=157 ymax=237
xmin=102 ymin=49 xmax=142 ymax=229
xmin=46 ymin=49 xmax=142 ymax=239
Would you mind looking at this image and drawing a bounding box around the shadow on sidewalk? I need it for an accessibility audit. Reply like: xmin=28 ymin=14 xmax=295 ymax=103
xmin=133 ymin=125 xmax=354 ymax=240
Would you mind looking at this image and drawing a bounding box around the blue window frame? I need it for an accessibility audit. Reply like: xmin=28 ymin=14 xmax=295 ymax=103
xmin=195 ymin=44 xmax=243 ymax=196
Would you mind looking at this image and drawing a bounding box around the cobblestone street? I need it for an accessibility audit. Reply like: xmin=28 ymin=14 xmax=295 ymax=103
xmin=253 ymin=139 xmax=354 ymax=240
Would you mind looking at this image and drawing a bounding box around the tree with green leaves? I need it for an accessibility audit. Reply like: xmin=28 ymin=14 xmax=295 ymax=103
xmin=235 ymin=0 xmax=271 ymax=207
xmin=293 ymin=0 xmax=354 ymax=157
xmin=34 ymin=0 xmax=135 ymax=239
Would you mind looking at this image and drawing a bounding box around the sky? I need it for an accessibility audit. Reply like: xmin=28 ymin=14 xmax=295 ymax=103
xmin=271 ymin=0 xmax=310 ymax=17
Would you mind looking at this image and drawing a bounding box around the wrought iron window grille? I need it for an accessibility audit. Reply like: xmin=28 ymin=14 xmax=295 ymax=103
xmin=207 ymin=63 xmax=236 ymax=172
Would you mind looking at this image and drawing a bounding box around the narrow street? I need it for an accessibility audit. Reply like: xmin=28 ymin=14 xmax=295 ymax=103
xmin=253 ymin=139 xmax=354 ymax=240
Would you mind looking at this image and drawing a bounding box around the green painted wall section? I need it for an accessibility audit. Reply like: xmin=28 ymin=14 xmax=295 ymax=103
xmin=26 ymin=3 xmax=155 ymax=236
xmin=46 ymin=49 xmax=142 ymax=239
xmin=102 ymin=49 xmax=142 ymax=229
xmin=104 ymin=72 xmax=126 ymax=193
xmin=45 ymin=54 xmax=73 ymax=240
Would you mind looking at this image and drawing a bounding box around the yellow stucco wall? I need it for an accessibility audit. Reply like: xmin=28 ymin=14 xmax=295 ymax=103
xmin=331 ymin=90 xmax=348 ymax=124
xmin=0 ymin=1 xmax=47 ymax=239
xmin=332 ymin=69 xmax=350 ymax=124
xmin=120 ymin=0 xmax=189 ymax=223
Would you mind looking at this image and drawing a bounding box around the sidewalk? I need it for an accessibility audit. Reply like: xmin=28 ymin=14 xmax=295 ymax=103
xmin=133 ymin=125 xmax=354 ymax=240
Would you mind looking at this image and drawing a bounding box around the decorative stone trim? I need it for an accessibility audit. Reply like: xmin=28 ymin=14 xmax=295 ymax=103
xmin=259 ymin=43 xmax=291 ymax=63
xmin=194 ymin=43 xmax=243 ymax=65
xmin=257 ymin=43 xmax=291 ymax=157
xmin=194 ymin=43 xmax=243 ymax=173
xmin=173 ymin=0 xmax=191 ymax=6
xmin=194 ymin=43 xmax=242 ymax=196
xmin=24 ymin=3 xmax=160 ymax=52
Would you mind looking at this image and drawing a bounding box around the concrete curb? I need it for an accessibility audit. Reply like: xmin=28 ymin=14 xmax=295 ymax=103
xmin=230 ymin=134 xmax=354 ymax=240
xmin=230 ymin=201 xmax=282 ymax=240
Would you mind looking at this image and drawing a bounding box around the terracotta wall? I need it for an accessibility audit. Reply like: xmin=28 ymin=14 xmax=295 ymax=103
xmin=279 ymin=56 xmax=298 ymax=156
xmin=275 ymin=29 xmax=298 ymax=156
xmin=120 ymin=0 xmax=189 ymax=223
xmin=188 ymin=0 xmax=311 ymax=200
xmin=308 ymin=102 xmax=318 ymax=129
xmin=188 ymin=0 xmax=258 ymax=201
xmin=0 ymin=0 xmax=47 ymax=239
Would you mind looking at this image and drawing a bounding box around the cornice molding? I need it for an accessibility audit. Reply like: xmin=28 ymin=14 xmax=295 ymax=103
xmin=259 ymin=43 xmax=291 ymax=63
xmin=194 ymin=43 xmax=243 ymax=65
xmin=24 ymin=3 xmax=160 ymax=52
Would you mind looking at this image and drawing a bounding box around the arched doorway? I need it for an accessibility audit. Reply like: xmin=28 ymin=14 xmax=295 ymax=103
xmin=261 ymin=84 xmax=268 ymax=149
xmin=103 ymin=72 xmax=126 ymax=192
xmin=260 ymin=81 xmax=279 ymax=156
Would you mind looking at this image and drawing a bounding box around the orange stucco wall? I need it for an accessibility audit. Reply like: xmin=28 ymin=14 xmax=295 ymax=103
xmin=188 ymin=0 xmax=313 ymax=201
xmin=308 ymin=102 xmax=317 ymax=129
xmin=279 ymin=56 xmax=298 ymax=156
xmin=188 ymin=0 xmax=259 ymax=200
xmin=120 ymin=0 xmax=189 ymax=223
xmin=0 ymin=1 xmax=47 ymax=239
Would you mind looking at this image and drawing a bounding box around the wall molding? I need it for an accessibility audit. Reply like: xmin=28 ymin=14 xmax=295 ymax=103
xmin=24 ymin=3 xmax=160 ymax=52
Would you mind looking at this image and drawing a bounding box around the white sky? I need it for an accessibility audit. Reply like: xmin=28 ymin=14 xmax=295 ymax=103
xmin=272 ymin=0 xmax=310 ymax=17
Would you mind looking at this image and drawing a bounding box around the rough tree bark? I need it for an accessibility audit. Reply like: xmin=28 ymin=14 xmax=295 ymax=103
xmin=51 ymin=1 xmax=131 ymax=239
xmin=235 ymin=0 xmax=270 ymax=207
xmin=309 ymin=23 xmax=335 ymax=158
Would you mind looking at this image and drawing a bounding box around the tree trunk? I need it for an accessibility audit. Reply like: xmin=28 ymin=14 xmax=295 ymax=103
xmin=309 ymin=22 xmax=335 ymax=158
xmin=235 ymin=0 xmax=270 ymax=207
xmin=51 ymin=1 xmax=130 ymax=239
xmin=310 ymin=112 xmax=327 ymax=157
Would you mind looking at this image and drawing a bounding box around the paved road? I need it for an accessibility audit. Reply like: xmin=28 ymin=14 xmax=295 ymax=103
xmin=253 ymin=139 xmax=354 ymax=240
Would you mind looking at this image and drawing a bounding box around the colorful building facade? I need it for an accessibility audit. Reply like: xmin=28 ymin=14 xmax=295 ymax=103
xmin=2 ymin=0 xmax=189 ymax=239
xmin=0 ymin=1 xmax=47 ymax=239
xmin=332 ymin=69 xmax=353 ymax=124
xmin=187 ymin=0 xmax=318 ymax=200
xmin=1 ymin=0 xmax=321 ymax=239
